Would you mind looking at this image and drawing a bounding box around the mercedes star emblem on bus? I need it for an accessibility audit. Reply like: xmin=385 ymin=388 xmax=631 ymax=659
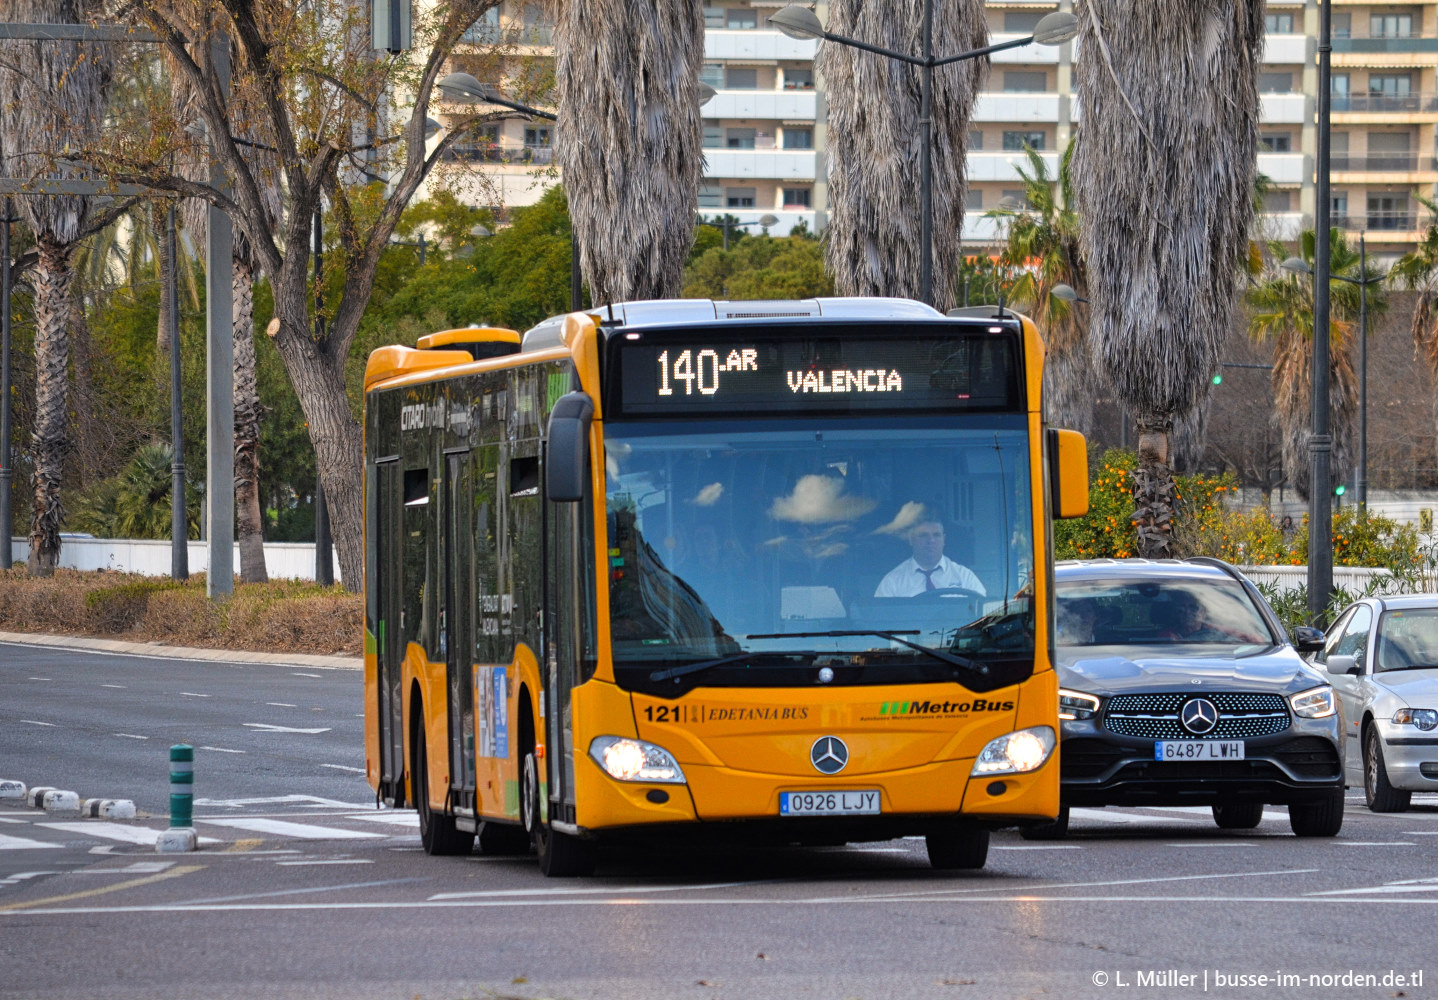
xmin=811 ymin=736 xmax=849 ymax=774
xmin=1180 ymin=698 xmax=1219 ymax=736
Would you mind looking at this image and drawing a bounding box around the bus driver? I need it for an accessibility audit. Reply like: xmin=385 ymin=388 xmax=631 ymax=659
xmin=874 ymin=518 xmax=986 ymax=598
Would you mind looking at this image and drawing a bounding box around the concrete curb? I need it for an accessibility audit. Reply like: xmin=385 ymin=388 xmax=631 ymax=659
xmin=0 ymin=630 xmax=361 ymax=670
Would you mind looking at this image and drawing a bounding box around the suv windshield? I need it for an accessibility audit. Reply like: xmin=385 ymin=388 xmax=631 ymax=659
xmin=1056 ymin=576 xmax=1277 ymax=654
xmin=604 ymin=418 xmax=1036 ymax=693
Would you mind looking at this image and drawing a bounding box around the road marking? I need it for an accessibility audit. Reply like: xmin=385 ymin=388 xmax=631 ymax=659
xmin=242 ymin=723 xmax=332 ymax=734
xmin=275 ymin=859 xmax=375 ymax=866
xmin=347 ymin=812 xmax=419 ymax=828
xmin=429 ymin=882 xmax=752 ymax=901
xmin=0 ymin=833 xmax=61 ymax=850
xmin=838 ymin=867 xmax=1324 ymax=904
xmin=1311 ymin=876 xmax=1438 ymax=896
xmin=199 ymin=746 xmax=245 ymax=754
xmin=200 ymin=818 xmax=386 ymax=840
xmin=20 ymin=720 xmax=56 ymax=727
xmin=0 ymin=865 xmax=202 ymax=912
xmin=27 ymin=677 xmax=51 ymax=681
xmin=992 ymin=845 xmax=1084 ymax=851
xmin=101 ymin=684 xmax=125 ymax=689
xmin=224 ymin=839 xmax=265 ymax=853
xmin=194 ymin=794 xmax=369 ymax=809
xmin=179 ymin=692 xmax=211 ymax=698
xmin=292 ymin=672 xmax=322 ymax=678
xmin=267 ymin=702 xmax=297 ymax=708
xmin=0 ymin=871 xmax=59 ymax=887
xmin=321 ymin=764 xmax=366 ymax=774
xmin=184 ymin=877 xmax=428 ymax=906
xmin=1331 ymin=841 xmax=1415 ymax=846
xmin=76 ymin=862 xmax=175 ymax=875
xmin=0 ymin=818 xmax=26 ymax=824
xmin=38 ymin=823 xmax=220 ymax=847
xmin=1070 ymin=807 xmax=1202 ymax=826
xmin=1162 ymin=842 xmax=1260 ymax=847
xmin=114 ymin=733 xmax=148 ymax=740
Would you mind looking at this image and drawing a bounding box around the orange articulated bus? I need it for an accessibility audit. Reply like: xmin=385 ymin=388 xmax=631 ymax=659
xmin=363 ymin=299 xmax=1089 ymax=875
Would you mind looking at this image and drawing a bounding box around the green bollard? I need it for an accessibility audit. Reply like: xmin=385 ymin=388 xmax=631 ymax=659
xmin=169 ymin=744 xmax=193 ymax=828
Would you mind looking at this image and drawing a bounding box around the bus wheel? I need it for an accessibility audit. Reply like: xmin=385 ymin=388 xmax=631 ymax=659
xmin=477 ymin=821 xmax=531 ymax=856
xmin=926 ymin=823 xmax=989 ymax=870
xmin=414 ymin=723 xmax=474 ymax=856
xmin=523 ymin=748 xmax=595 ymax=877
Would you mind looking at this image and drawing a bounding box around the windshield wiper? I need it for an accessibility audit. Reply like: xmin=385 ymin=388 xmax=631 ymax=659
xmin=746 ymin=630 xmax=990 ymax=679
xmin=647 ymin=652 xmax=766 ymax=683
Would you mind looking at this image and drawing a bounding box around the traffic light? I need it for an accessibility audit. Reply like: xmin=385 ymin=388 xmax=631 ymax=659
xmin=1211 ymin=373 xmax=1223 ymax=386
xmin=1334 ymin=484 xmax=1347 ymax=497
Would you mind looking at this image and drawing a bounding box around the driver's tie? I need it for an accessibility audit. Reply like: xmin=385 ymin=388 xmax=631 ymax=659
xmin=919 ymin=567 xmax=938 ymax=591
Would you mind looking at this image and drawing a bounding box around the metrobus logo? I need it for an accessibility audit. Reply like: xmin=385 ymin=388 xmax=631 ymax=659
xmin=880 ymin=698 xmax=1015 ymax=715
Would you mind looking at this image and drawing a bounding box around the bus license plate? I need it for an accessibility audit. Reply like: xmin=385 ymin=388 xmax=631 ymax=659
xmin=1154 ymin=741 xmax=1245 ymax=761
xmin=780 ymin=790 xmax=881 ymax=817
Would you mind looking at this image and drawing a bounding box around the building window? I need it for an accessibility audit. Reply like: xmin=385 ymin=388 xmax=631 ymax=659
xmin=703 ymin=121 xmax=723 ymax=148
xmin=726 ymin=127 xmax=756 ymax=149
xmin=1263 ymin=190 xmax=1292 ymax=213
xmin=726 ymin=66 xmax=758 ymax=89
xmin=969 ymin=129 xmax=983 ymax=150
xmin=782 ymin=187 xmax=811 ymax=208
xmin=1371 ymin=13 xmax=1413 ymax=38
xmin=1002 ymin=71 xmax=1047 ymax=93
xmin=726 ymin=7 xmax=757 ymax=29
xmin=783 ymin=67 xmax=813 ymax=89
xmin=1369 ymin=73 xmax=1412 ymax=96
xmin=704 ymin=5 xmax=724 ymax=29
xmin=1259 ymin=72 xmax=1293 ymax=93
xmin=1331 ymin=193 xmax=1349 ymax=218
xmin=726 ymin=187 xmax=756 ymax=208
xmin=524 ymin=126 xmax=551 ymax=147
xmin=1259 ymin=133 xmax=1292 ymax=153
xmin=782 ymin=128 xmax=812 ymax=149
xmin=966 ymin=189 xmax=983 ymax=211
xmin=1368 ymin=193 xmax=1409 ymax=230
xmin=1003 ymin=130 xmax=1045 ymax=151
xmin=698 ymin=184 xmax=723 ymax=209
xmin=1001 ymin=189 xmax=1029 ymax=208
xmin=1003 ymin=11 xmax=1044 ymax=32
xmin=701 ymin=63 xmax=724 ymax=89
xmin=1264 ymin=12 xmax=1294 ymax=33
xmin=1332 ymin=13 xmax=1351 ymax=38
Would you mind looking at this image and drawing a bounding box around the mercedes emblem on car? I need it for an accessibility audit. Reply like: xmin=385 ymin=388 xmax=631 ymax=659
xmin=1179 ymin=697 xmax=1219 ymax=735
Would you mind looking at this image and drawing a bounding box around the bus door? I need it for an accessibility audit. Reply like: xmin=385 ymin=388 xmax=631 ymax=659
xmin=543 ymin=485 xmax=592 ymax=828
xmin=444 ymin=450 xmax=477 ymax=810
xmin=375 ymin=459 xmax=404 ymax=804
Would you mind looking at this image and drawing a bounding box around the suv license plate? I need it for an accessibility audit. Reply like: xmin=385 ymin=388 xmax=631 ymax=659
xmin=1155 ymin=741 xmax=1245 ymax=761
xmin=779 ymin=790 xmax=881 ymax=816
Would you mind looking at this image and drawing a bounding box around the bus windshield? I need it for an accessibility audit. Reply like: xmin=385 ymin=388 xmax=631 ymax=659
xmin=603 ymin=417 xmax=1036 ymax=694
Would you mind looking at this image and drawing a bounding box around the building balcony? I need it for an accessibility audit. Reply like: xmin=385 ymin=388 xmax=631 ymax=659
xmin=1331 ymin=154 xmax=1438 ymax=171
xmin=701 ymin=148 xmax=817 ymax=180
xmin=988 ymin=33 xmax=1062 ymax=65
xmin=695 ymin=209 xmax=815 ymax=237
xmin=441 ymin=142 xmax=555 ymax=166
xmin=1332 ymin=211 xmax=1422 ymax=231
xmin=973 ymin=92 xmax=1061 ymax=122
xmin=961 ymin=213 xmax=1005 ymax=242
xmin=703 ymin=89 xmax=818 ymax=120
xmin=1259 ymin=211 xmax=1305 ymax=241
xmin=1332 ymin=34 xmax=1438 ymax=54
xmin=459 ymin=22 xmax=554 ymax=47
xmin=704 ymin=29 xmax=817 ymax=61
xmin=967 ymin=149 xmax=1060 ymax=181
xmin=1331 ymin=92 xmax=1438 ymax=113
xmin=1260 ymin=93 xmax=1307 ymax=123
xmin=1256 ymin=151 xmax=1306 ymax=184
xmin=1263 ymin=33 xmax=1310 ymax=64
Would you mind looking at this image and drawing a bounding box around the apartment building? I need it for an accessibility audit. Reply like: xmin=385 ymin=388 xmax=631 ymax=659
xmin=434 ymin=0 xmax=1438 ymax=251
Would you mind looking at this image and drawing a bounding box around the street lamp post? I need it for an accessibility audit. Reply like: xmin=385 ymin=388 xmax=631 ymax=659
xmin=1282 ymin=237 xmax=1387 ymax=515
xmin=768 ymin=5 xmax=1078 ymax=307
xmin=0 ymin=198 xmax=13 ymax=570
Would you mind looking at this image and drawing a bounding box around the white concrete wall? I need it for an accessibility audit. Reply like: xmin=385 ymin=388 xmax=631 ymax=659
xmin=7 ymin=538 xmax=342 ymax=584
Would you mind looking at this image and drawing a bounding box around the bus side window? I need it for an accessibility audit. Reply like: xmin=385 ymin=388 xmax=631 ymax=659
xmin=401 ymin=468 xmax=430 ymax=650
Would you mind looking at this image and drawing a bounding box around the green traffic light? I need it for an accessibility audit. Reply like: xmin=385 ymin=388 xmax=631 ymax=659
xmin=1335 ymin=484 xmax=1347 ymax=496
xmin=1211 ymin=373 xmax=1222 ymax=385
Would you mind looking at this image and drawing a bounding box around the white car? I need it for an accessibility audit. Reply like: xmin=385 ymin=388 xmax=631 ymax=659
xmin=1309 ymin=595 xmax=1438 ymax=811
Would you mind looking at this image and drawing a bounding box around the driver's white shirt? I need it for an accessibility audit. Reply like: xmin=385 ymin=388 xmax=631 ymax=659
xmin=874 ymin=555 xmax=986 ymax=598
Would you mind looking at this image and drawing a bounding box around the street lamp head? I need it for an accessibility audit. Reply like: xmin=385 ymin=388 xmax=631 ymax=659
xmin=1280 ymin=256 xmax=1313 ymax=276
xmin=438 ymin=72 xmax=490 ymax=103
xmin=769 ymin=5 xmax=824 ymax=40
xmin=758 ymin=213 xmax=780 ymax=228
xmin=996 ymin=196 xmax=1023 ymax=213
xmin=1032 ymin=11 xmax=1080 ymax=45
xmin=1052 ymin=283 xmax=1087 ymax=304
xmin=699 ymin=82 xmax=717 ymax=106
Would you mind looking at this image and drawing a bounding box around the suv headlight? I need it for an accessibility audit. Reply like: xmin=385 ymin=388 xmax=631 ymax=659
xmin=589 ymin=736 xmax=686 ymax=783
xmin=1059 ymin=688 xmax=1101 ymax=721
xmin=1393 ymin=708 xmax=1438 ymax=732
xmin=972 ymin=726 xmax=1056 ymax=776
xmin=1290 ymin=685 xmax=1337 ymax=719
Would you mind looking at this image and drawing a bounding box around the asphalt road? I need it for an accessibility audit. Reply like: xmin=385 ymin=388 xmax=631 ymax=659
xmin=3 ymin=641 xmax=1437 ymax=1000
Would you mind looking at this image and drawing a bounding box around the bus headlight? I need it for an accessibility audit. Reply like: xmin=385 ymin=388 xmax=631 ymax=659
xmin=589 ymin=736 xmax=687 ymax=783
xmin=1058 ymin=688 xmax=1101 ymax=721
xmin=971 ymin=726 xmax=1056 ymax=776
xmin=1393 ymin=708 xmax=1438 ymax=731
xmin=1290 ymin=685 xmax=1336 ymax=719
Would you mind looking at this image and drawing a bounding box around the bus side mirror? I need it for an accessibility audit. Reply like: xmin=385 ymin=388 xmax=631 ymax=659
xmin=1049 ymin=428 xmax=1089 ymax=519
xmin=546 ymin=392 xmax=594 ymax=503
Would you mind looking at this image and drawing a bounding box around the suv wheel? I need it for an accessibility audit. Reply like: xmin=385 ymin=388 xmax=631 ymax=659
xmin=1212 ymin=801 xmax=1264 ymax=829
xmin=1288 ymin=788 xmax=1344 ymax=837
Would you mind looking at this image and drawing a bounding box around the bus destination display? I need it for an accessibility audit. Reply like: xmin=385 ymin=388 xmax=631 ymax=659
xmin=614 ymin=332 xmax=1020 ymax=416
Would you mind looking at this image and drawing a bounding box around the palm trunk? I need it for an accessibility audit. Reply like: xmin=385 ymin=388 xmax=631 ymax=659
xmin=27 ymin=237 xmax=73 ymax=577
xmin=233 ymin=256 xmax=268 ymax=583
xmin=1131 ymin=415 xmax=1175 ymax=558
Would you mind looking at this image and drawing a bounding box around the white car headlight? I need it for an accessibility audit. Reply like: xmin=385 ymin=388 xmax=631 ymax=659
xmin=971 ymin=726 xmax=1056 ymax=776
xmin=1058 ymin=688 xmax=1101 ymax=721
xmin=589 ymin=736 xmax=686 ymax=783
xmin=1290 ymin=685 xmax=1336 ymax=719
xmin=1393 ymin=708 xmax=1438 ymax=732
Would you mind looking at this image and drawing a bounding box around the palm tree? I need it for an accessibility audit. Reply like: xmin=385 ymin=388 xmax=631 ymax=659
xmin=1248 ymin=228 xmax=1385 ymax=499
xmin=1070 ymin=0 xmax=1264 ymax=557
xmin=992 ymin=142 xmax=1094 ymax=434
xmin=0 ymin=0 xmax=112 ymax=576
xmin=555 ymin=0 xmax=703 ymax=302
xmin=1391 ymin=196 xmax=1438 ymax=408
xmin=819 ymin=0 xmax=988 ymax=311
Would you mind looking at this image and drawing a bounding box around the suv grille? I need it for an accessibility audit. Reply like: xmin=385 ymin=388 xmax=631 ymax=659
xmin=1104 ymin=692 xmax=1291 ymax=740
